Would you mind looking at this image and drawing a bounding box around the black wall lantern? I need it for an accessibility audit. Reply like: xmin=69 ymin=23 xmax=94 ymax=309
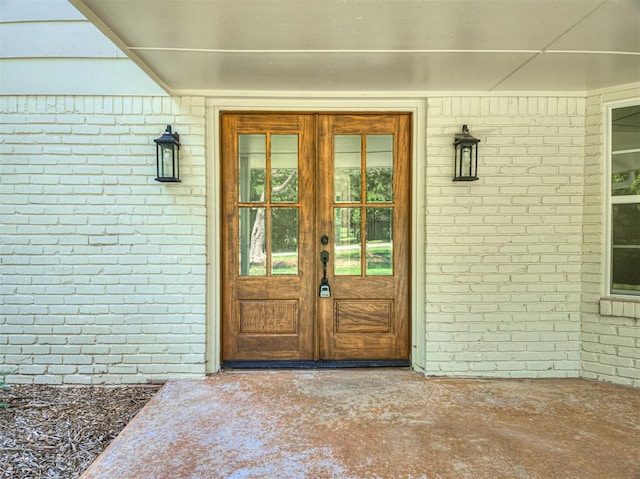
xmin=154 ymin=125 xmax=181 ymax=182
xmin=453 ymin=124 xmax=480 ymax=182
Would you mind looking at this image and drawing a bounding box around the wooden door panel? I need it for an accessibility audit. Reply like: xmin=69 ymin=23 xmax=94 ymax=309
xmin=221 ymin=112 xmax=410 ymax=364
xmin=334 ymin=300 xmax=394 ymax=333
xmin=317 ymin=113 xmax=411 ymax=361
xmin=238 ymin=300 xmax=299 ymax=334
xmin=330 ymin=337 xmax=398 ymax=359
xmin=221 ymin=113 xmax=315 ymax=361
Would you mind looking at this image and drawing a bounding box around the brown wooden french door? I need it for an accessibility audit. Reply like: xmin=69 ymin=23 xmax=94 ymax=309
xmin=221 ymin=112 xmax=411 ymax=364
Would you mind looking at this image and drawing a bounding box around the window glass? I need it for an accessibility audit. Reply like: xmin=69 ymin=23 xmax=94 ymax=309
xmin=611 ymin=204 xmax=640 ymax=294
xmin=271 ymin=135 xmax=298 ymax=203
xmin=238 ymin=134 xmax=266 ymax=202
xmin=611 ymin=106 xmax=640 ymax=197
xmin=366 ymin=135 xmax=393 ymax=202
xmin=239 ymin=207 xmax=265 ymax=276
xmin=334 ymin=135 xmax=361 ymax=202
xmin=334 ymin=207 xmax=361 ymax=275
xmin=610 ymin=104 xmax=640 ymax=295
xmin=366 ymin=208 xmax=393 ymax=275
xmin=271 ymin=208 xmax=298 ymax=275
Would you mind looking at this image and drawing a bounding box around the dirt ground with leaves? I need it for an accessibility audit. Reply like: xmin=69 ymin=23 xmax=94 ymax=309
xmin=0 ymin=384 xmax=160 ymax=479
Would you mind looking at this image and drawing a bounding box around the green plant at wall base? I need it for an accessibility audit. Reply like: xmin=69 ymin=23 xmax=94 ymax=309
xmin=0 ymin=371 xmax=12 ymax=409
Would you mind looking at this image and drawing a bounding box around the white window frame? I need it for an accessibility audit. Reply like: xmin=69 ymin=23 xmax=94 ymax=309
xmin=604 ymin=98 xmax=640 ymax=298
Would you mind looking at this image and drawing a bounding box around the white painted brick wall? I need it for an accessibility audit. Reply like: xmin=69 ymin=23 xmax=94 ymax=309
xmin=3 ymin=91 xmax=638 ymax=387
xmin=0 ymin=95 xmax=207 ymax=384
xmin=580 ymin=86 xmax=640 ymax=388
xmin=424 ymin=95 xmax=585 ymax=378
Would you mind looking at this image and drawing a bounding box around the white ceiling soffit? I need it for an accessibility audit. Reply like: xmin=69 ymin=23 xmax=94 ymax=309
xmin=69 ymin=0 xmax=640 ymax=95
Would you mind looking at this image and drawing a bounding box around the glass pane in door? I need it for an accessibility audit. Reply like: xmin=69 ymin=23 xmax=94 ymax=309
xmin=334 ymin=207 xmax=361 ymax=275
xmin=271 ymin=208 xmax=298 ymax=275
xmin=366 ymin=208 xmax=393 ymax=275
xmin=271 ymin=135 xmax=299 ymax=203
xmin=334 ymin=135 xmax=361 ymax=202
xmin=238 ymin=134 xmax=266 ymax=202
xmin=239 ymin=207 xmax=266 ymax=276
xmin=366 ymin=135 xmax=394 ymax=202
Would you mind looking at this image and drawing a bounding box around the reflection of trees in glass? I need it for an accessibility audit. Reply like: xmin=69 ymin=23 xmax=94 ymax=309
xmin=335 ymin=167 xmax=393 ymax=244
xmin=272 ymin=209 xmax=298 ymax=274
xmin=611 ymin=167 xmax=640 ymax=291
xmin=367 ymin=167 xmax=393 ymax=202
xmin=335 ymin=167 xmax=361 ymax=202
xmin=334 ymin=166 xmax=392 ymax=203
xmin=612 ymin=170 xmax=640 ymax=196
xmin=610 ymin=104 xmax=639 ymax=292
xmin=612 ymin=203 xmax=640 ymax=291
xmin=367 ymin=209 xmax=392 ymax=242
xmin=612 ymin=203 xmax=640 ymax=245
xmin=249 ymin=169 xmax=297 ymax=266
xmin=336 ymin=208 xmax=361 ymax=244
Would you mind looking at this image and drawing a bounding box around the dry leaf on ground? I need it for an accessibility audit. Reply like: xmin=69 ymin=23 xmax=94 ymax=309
xmin=0 ymin=384 xmax=159 ymax=479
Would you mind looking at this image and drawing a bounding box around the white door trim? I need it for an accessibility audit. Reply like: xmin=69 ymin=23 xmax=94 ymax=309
xmin=205 ymin=97 xmax=426 ymax=373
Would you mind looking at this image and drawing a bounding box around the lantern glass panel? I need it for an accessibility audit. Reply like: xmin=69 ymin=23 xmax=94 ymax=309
xmin=461 ymin=146 xmax=472 ymax=176
xmin=159 ymin=145 xmax=175 ymax=178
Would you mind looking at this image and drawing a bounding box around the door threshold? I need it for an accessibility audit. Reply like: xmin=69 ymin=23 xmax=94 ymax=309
xmin=221 ymin=360 xmax=411 ymax=369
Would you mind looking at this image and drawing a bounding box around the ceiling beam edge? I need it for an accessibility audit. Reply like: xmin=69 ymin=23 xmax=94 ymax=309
xmin=172 ymin=89 xmax=589 ymax=99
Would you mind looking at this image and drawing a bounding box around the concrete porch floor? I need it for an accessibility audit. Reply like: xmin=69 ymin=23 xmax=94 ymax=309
xmin=80 ymin=370 xmax=640 ymax=479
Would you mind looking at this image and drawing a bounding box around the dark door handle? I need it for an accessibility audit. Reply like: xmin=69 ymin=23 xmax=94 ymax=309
xmin=319 ymin=250 xmax=331 ymax=298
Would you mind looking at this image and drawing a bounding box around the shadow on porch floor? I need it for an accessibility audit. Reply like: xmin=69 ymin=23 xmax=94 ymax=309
xmin=80 ymin=369 xmax=640 ymax=479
